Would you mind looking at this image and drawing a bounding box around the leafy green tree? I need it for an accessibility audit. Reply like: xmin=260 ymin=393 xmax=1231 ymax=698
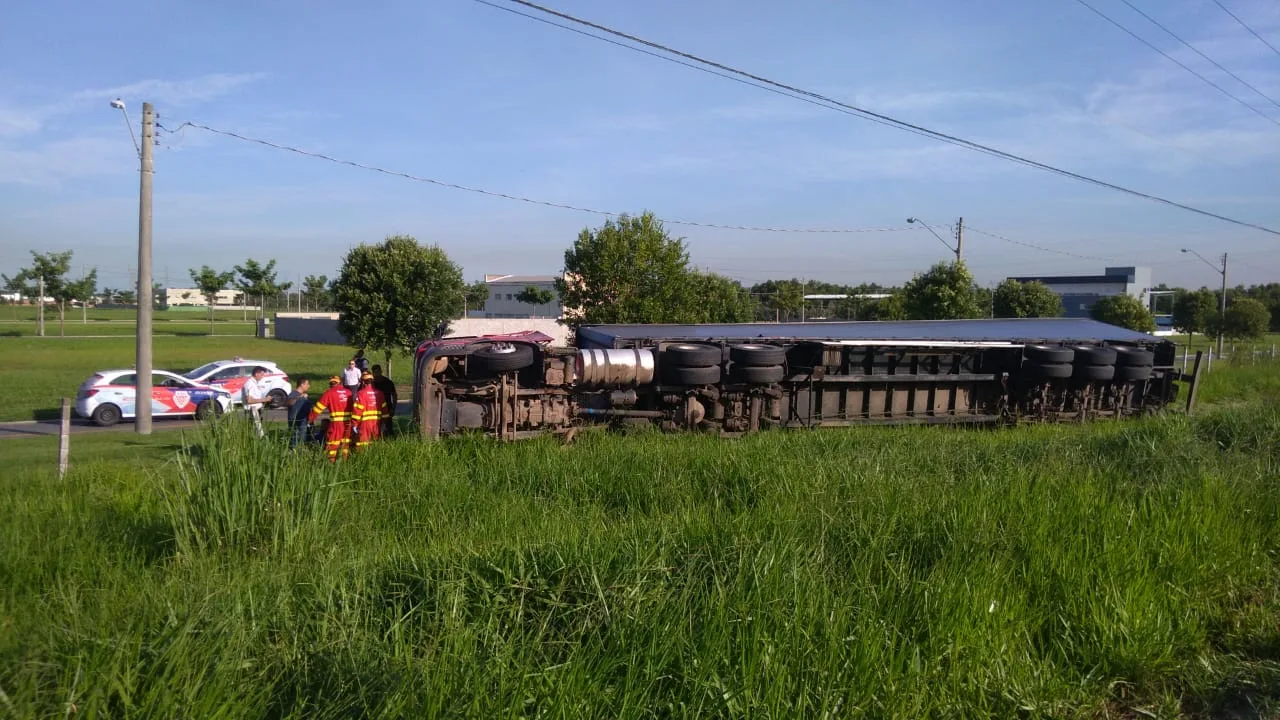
xmin=750 ymin=279 xmax=805 ymax=322
xmin=190 ymin=266 xmax=236 ymax=334
xmin=992 ymin=279 xmax=1063 ymax=318
xmin=116 ymin=289 xmax=137 ymax=305
xmin=515 ymin=285 xmax=556 ymax=314
xmin=234 ymin=258 xmax=292 ymax=319
xmin=331 ymin=235 xmax=465 ymax=374
xmin=300 ymin=274 xmax=331 ymax=312
xmin=1090 ymin=294 xmax=1156 ymax=332
xmin=13 ymin=251 xmax=76 ymax=336
xmin=65 ymin=269 xmax=98 ymax=325
xmin=900 ymin=261 xmax=982 ymax=320
xmin=462 ymin=280 xmax=489 ymax=317
xmin=695 ymin=272 xmax=757 ymax=323
xmin=557 ymin=212 xmax=703 ymax=327
xmin=1217 ymin=298 xmax=1270 ymax=341
xmin=1171 ymin=288 xmax=1217 ymax=345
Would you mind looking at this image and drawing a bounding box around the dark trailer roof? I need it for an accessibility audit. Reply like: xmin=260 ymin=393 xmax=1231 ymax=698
xmin=576 ymin=318 xmax=1164 ymax=349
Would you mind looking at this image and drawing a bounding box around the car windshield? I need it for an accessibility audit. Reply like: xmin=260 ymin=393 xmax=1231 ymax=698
xmin=184 ymin=362 xmax=224 ymax=379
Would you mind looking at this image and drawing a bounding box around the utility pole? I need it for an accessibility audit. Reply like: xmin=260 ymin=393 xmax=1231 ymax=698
xmin=1217 ymin=252 xmax=1228 ymax=357
xmin=954 ymin=217 xmax=964 ymax=262
xmin=37 ymin=277 xmax=45 ymax=337
xmin=136 ymin=102 xmax=154 ymax=435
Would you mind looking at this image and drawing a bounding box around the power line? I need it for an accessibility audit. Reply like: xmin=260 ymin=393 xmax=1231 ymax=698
xmin=1114 ymin=0 xmax=1280 ymax=109
xmin=1210 ymin=0 xmax=1280 ymax=60
xmin=1072 ymin=0 xmax=1280 ymax=126
xmin=476 ymin=0 xmax=1280 ymax=237
xmin=162 ymin=121 xmax=911 ymax=235
xmin=964 ymin=227 xmax=1114 ymax=261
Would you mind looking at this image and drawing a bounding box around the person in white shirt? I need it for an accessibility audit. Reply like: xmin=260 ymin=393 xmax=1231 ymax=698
xmin=342 ymin=359 xmax=361 ymax=394
xmin=241 ymin=366 xmax=270 ymax=438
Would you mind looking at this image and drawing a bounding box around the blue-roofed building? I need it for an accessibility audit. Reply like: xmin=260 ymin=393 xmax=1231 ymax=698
xmin=1008 ymin=266 xmax=1152 ymax=319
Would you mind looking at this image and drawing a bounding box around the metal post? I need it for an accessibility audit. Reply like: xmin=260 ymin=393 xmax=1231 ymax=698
xmin=58 ymin=397 xmax=70 ymax=478
xmin=37 ymin=277 xmax=44 ymax=337
xmin=1185 ymin=351 xmax=1203 ymax=415
xmin=135 ymin=102 xmax=154 ymax=435
xmin=954 ymin=217 xmax=963 ymax=262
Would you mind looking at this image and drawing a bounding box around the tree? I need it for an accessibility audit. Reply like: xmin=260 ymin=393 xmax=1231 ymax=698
xmin=557 ymin=212 xmax=704 ymax=327
xmin=117 ymin=289 xmax=137 ymax=305
xmin=750 ymin=279 xmax=805 ymax=322
xmin=190 ymin=266 xmax=236 ymax=334
xmin=65 ymin=270 xmax=98 ymax=325
xmin=301 ymin=274 xmax=331 ymax=312
xmin=462 ymin=280 xmax=489 ymax=317
xmin=234 ymin=259 xmax=292 ymax=320
xmin=1218 ymin=298 xmax=1270 ymax=341
xmin=1090 ymin=294 xmax=1156 ymax=332
xmin=900 ymin=261 xmax=982 ymax=320
xmin=13 ymin=251 xmax=76 ymax=336
xmin=331 ymin=235 xmax=465 ymax=374
xmin=992 ymin=279 xmax=1063 ymax=319
xmin=516 ymin=285 xmax=555 ymax=309
xmin=1171 ymin=288 xmax=1217 ymax=345
xmin=695 ymin=272 xmax=757 ymax=323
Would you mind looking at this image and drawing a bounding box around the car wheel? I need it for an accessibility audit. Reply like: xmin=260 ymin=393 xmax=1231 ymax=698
xmin=92 ymin=403 xmax=122 ymax=427
xmin=267 ymin=388 xmax=288 ymax=409
xmin=195 ymin=399 xmax=224 ymax=421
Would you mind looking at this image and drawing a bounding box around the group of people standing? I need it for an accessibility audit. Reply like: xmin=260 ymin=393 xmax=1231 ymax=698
xmin=282 ymin=349 xmax=400 ymax=461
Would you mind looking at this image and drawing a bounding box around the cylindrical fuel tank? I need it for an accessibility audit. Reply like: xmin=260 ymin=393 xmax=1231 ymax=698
xmin=576 ymin=348 xmax=656 ymax=388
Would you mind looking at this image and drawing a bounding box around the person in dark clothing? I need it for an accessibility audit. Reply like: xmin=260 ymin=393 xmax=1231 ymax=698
xmin=371 ymin=364 xmax=398 ymax=436
xmin=354 ymin=349 xmax=371 ymax=373
xmin=285 ymin=377 xmax=313 ymax=448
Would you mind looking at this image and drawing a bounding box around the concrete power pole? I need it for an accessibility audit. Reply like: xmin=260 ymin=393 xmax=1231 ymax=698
xmin=1217 ymin=252 xmax=1228 ymax=357
xmin=135 ymin=102 xmax=155 ymax=435
xmin=954 ymin=217 xmax=964 ymax=262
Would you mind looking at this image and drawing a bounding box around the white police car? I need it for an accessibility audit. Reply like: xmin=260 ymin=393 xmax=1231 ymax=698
xmin=75 ymin=369 xmax=234 ymax=427
xmin=182 ymin=359 xmax=293 ymax=408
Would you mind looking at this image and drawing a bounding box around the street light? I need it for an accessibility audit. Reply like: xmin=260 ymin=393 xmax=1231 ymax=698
xmin=111 ymin=98 xmax=154 ymax=434
xmin=906 ymin=217 xmax=962 ymax=261
xmin=1181 ymin=248 xmax=1228 ymax=356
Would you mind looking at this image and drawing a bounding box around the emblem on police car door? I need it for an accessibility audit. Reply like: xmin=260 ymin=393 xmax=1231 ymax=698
xmin=172 ymin=391 xmax=191 ymax=409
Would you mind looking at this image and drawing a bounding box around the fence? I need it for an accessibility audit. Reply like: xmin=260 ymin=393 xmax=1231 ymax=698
xmin=1176 ymin=343 xmax=1277 ymax=374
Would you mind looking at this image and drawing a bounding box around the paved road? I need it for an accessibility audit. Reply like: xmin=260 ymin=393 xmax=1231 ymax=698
xmin=0 ymin=401 xmax=413 ymax=440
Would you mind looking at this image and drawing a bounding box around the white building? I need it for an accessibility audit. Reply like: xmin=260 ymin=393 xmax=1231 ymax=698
xmin=478 ymin=274 xmax=562 ymax=319
xmin=1007 ymin=266 xmax=1152 ymax=319
xmin=165 ymin=287 xmax=241 ymax=307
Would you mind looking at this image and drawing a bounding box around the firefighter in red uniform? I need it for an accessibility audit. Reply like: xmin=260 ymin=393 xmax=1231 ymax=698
xmin=308 ymin=375 xmax=353 ymax=462
xmin=351 ymin=371 xmax=388 ymax=452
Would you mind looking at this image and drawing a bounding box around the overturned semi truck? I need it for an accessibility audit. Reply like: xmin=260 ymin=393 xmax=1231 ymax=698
xmin=411 ymin=319 xmax=1201 ymax=441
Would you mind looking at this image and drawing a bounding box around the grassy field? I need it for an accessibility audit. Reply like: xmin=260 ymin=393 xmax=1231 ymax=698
xmin=2 ymin=362 xmax=1279 ymax=717
xmin=1 ymin=337 xmax=361 ymax=421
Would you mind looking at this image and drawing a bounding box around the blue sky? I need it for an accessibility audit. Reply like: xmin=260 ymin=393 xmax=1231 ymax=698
xmin=1 ymin=0 xmax=1277 ymax=293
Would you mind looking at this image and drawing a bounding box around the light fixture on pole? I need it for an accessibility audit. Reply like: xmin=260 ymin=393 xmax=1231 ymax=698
xmin=906 ymin=217 xmax=963 ymax=261
xmin=111 ymin=98 xmax=154 ymax=434
xmin=1180 ymin=248 xmax=1228 ymax=356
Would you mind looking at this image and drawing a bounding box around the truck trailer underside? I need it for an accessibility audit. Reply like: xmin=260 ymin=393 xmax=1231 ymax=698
xmin=412 ymin=320 xmax=1193 ymax=441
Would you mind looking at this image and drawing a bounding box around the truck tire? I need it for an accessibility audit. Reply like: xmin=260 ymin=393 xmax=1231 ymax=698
xmin=468 ymin=344 xmax=535 ymax=375
xmin=1114 ymin=365 xmax=1153 ymax=382
xmin=730 ymin=364 xmax=786 ymax=384
xmin=729 ymin=344 xmax=787 ymax=367
xmin=1025 ymin=345 xmax=1074 ymax=364
xmin=92 ymin=403 xmax=122 ymax=427
xmin=662 ymin=343 xmax=722 ymax=367
xmin=1071 ymin=346 xmax=1117 ymax=366
xmin=1026 ymin=362 xmax=1073 ymax=379
xmin=1072 ymin=364 xmax=1116 ymax=381
xmin=1115 ymin=347 xmax=1154 ymax=367
xmin=663 ymin=365 xmax=721 ymax=386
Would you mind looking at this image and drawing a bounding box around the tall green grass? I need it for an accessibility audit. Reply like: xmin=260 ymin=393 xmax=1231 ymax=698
xmin=3 ymin=403 xmax=1279 ymax=717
